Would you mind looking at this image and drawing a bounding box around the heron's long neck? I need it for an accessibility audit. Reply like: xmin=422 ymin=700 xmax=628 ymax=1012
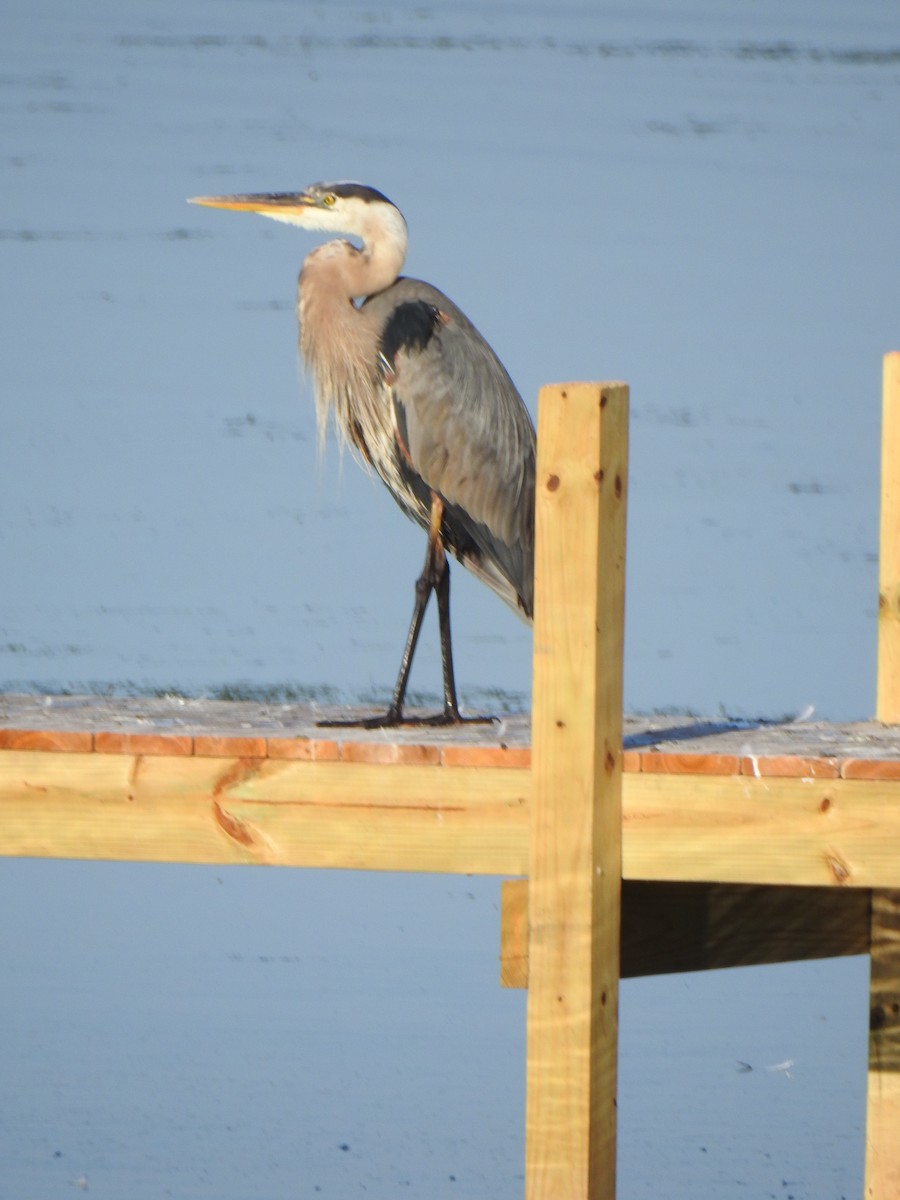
xmin=298 ymin=246 xmax=391 ymax=460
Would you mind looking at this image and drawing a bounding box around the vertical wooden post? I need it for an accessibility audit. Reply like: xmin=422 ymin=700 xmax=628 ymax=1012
xmin=877 ymin=350 xmax=900 ymax=723
xmin=867 ymin=351 xmax=900 ymax=1199
xmin=526 ymin=382 xmax=628 ymax=1200
xmin=866 ymin=890 xmax=900 ymax=1198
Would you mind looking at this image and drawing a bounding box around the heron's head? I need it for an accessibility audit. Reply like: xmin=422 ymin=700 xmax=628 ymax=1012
xmin=189 ymin=181 xmax=408 ymax=261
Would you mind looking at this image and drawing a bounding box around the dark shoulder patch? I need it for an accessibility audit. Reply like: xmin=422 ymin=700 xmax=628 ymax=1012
xmin=380 ymin=301 xmax=443 ymax=366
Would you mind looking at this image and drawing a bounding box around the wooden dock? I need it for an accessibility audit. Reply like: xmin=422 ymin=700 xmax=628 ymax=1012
xmin=2 ymin=361 xmax=899 ymax=1197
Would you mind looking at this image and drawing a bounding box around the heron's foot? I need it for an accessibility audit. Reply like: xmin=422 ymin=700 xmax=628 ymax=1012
xmin=317 ymin=705 xmax=497 ymax=729
xmin=407 ymin=709 xmax=497 ymax=728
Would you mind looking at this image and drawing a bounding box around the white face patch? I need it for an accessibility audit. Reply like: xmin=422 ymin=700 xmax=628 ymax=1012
xmin=257 ymin=193 xmax=409 ymax=267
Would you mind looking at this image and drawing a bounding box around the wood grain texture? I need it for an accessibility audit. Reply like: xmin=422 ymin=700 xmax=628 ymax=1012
xmin=878 ymin=351 xmax=900 ymax=723
xmin=93 ymin=731 xmax=193 ymax=756
xmin=5 ymin=695 xmax=900 ymax=764
xmin=500 ymin=878 xmax=529 ymax=988
xmin=526 ymin=383 xmax=628 ymax=1200
xmin=740 ymin=754 xmax=840 ymax=779
xmin=842 ymin=758 xmax=900 ymax=781
xmin=5 ymin=751 xmax=900 ymax=882
xmin=500 ymin=879 xmax=870 ymax=986
xmin=623 ymin=772 xmax=900 ymax=887
xmin=0 ymin=752 xmax=529 ymax=873
xmin=0 ymin=728 xmax=93 ymax=752
xmin=641 ymin=751 xmax=741 ymax=775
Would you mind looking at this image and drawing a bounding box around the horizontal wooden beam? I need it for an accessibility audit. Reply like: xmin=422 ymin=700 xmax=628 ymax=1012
xmin=500 ymin=879 xmax=871 ymax=986
xmin=624 ymin=772 xmax=900 ymax=888
xmin=0 ymin=751 xmax=530 ymax=875
xmin=3 ymin=751 xmax=900 ymax=886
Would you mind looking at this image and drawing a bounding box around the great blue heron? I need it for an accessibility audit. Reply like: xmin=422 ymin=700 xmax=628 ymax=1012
xmin=189 ymin=182 xmax=535 ymax=727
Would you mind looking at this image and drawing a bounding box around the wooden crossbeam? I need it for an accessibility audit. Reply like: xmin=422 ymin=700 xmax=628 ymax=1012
xmin=3 ymin=753 xmax=900 ymax=884
xmin=623 ymin=772 xmax=900 ymax=888
xmin=500 ymin=879 xmax=871 ymax=986
xmin=0 ymin=751 xmax=530 ymax=874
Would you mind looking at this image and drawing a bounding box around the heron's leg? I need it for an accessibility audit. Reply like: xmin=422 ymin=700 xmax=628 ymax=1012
xmin=434 ymin=553 xmax=461 ymax=720
xmin=380 ymin=541 xmax=493 ymax=726
xmin=431 ymin=559 xmax=495 ymax=726
xmin=410 ymin=501 xmax=495 ymax=725
xmin=381 ymin=544 xmax=438 ymax=723
xmin=319 ymin=533 xmax=439 ymax=728
xmin=318 ymin=496 xmax=494 ymax=728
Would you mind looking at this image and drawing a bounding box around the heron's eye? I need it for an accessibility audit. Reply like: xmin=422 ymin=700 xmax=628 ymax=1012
xmin=322 ymin=193 xmax=336 ymax=207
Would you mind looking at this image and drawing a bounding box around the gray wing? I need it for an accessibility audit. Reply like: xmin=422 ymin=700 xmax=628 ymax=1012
xmin=363 ymin=277 xmax=535 ymax=621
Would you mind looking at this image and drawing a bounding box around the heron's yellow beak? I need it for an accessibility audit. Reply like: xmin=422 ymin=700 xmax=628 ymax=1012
xmin=188 ymin=192 xmax=317 ymax=215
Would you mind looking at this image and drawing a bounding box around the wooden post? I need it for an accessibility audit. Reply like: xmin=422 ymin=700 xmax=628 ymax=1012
xmin=526 ymin=382 xmax=628 ymax=1200
xmin=866 ymin=890 xmax=900 ymax=1198
xmin=867 ymin=351 xmax=900 ymax=1198
xmin=877 ymin=350 xmax=900 ymax=723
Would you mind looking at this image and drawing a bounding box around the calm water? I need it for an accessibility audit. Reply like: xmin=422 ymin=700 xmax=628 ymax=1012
xmin=2 ymin=0 xmax=897 ymax=1195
